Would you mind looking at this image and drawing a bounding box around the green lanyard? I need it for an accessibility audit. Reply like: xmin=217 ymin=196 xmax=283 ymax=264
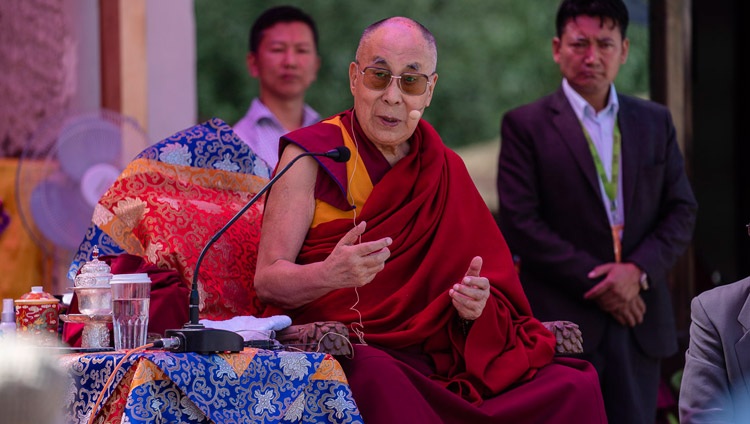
xmin=581 ymin=120 xmax=621 ymax=214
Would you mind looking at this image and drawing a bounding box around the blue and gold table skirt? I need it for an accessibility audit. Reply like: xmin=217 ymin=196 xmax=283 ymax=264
xmin=60 ymin=348 xmax=363 ymax=423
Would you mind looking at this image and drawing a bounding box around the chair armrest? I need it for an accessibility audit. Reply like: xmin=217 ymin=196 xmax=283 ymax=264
xmin=542 ymin=320 xmax=583 ymax=355
xmin=275 ymin=320 xmax=582 ymax=356
xmin=276 ymin=321 xmax=352 ymax=356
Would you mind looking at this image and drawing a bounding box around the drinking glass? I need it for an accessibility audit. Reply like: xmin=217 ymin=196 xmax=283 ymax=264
xmin=110 ymin=273 xmax=151 ymax=350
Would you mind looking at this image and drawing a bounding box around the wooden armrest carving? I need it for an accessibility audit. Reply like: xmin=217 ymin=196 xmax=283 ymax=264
xmin=276 ymin=321 xmax=352 ymax=356
xmin=542 ymin=320 xmax=583 ymax=355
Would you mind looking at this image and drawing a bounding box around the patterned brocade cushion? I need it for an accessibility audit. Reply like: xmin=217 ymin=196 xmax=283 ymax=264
xmin=70 ymin=118 xmax=272 ymax=320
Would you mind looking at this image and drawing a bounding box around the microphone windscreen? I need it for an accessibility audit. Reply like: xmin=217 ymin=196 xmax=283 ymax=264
xmin=333 ymin=146 xmax=351 ymax=162
xmin=408 ymin=110 xmax=422 ymax=121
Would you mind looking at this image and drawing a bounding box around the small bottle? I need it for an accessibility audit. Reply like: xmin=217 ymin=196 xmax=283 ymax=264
xmin=0 ymin=298 xmax=16 ymax=339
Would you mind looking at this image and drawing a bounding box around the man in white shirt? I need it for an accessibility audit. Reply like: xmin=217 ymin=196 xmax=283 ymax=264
xmin=233 ymin=6 xmax=321 ymax=175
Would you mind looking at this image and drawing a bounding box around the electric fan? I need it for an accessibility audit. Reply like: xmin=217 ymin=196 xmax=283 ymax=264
xmin=15 ymin=109 xmax=149 ymax=292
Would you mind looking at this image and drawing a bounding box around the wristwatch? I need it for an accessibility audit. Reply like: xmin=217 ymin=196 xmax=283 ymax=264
xmin=639 ymin=271 xmax=650 ymax=291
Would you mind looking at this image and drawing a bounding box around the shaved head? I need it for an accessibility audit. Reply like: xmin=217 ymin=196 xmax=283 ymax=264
xmin=356 ymin=17 xmax=437 ymax=72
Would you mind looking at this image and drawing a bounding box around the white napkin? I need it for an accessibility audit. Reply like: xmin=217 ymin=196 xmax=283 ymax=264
xmin=199 ymin=315 xmax=292 ymax=342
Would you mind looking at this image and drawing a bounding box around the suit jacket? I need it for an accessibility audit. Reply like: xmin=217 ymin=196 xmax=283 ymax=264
xmin=496 ymin=86 xmax=698 ymax=357
xmin=679 ymin=277 xmax=750 ymax=423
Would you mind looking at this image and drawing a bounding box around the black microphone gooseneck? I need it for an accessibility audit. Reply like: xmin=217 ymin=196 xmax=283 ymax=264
xmin=164 ymin=146 xmax=351 ymax=353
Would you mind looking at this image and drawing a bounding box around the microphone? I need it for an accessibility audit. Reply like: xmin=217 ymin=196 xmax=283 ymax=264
xmin=408 ymin=110 xmax=422 ymax=121
xmin=323 ymin=145 xmax=351 ymax=162
xmin=165 ymin=146 xmax=351 ymax=353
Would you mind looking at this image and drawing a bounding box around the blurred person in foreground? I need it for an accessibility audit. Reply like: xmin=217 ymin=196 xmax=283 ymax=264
xmin=233 ymin=5 xmax=321 ymax=176
xmin=0 ymin=338 xmax=70 ymax=424
xmin=255 ymin=16 xmax=606 ymax=423
xmin=679 ymin=222 xmax=750 ymax=423
xmin=496 ymin=0 xmax=698 ymax=423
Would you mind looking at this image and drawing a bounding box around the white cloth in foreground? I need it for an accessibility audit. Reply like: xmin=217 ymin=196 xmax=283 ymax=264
xmin=199 ymin=315 xmax=292 ymax=342
xmin=0 ymin=339 xmax=70 ymax=424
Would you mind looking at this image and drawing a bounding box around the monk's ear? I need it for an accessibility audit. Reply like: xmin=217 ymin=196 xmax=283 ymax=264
xmin=349 ymin=62 xmax=358 ymax=95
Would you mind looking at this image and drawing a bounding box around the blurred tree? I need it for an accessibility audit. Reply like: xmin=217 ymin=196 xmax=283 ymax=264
xmin=195 ymin=0 xmax=648 ymax=148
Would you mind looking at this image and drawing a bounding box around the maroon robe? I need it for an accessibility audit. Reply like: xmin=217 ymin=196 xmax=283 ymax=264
xmin=264 ymin=110 xmax=607 ymax=422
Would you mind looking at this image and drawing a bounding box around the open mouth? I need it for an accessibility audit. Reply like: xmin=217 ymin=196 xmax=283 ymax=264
xmin=379 ymin=115 xmax=400 ymax=126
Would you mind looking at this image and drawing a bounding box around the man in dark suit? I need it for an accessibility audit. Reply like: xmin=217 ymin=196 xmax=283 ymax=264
xmin=496 ymin=0 xmax=698 ymax=423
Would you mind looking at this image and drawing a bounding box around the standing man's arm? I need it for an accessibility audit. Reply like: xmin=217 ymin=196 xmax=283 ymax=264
xmin=623 ymin=108 xmax=697 ymax=283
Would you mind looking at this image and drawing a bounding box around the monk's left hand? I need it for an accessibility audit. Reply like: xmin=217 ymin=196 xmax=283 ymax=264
xmin=450 ymin=256 xmax=490 ymax=321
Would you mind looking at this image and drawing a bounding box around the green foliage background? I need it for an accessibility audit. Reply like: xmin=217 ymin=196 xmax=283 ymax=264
xmin=195 ymin=0 xmax=649 ymax=148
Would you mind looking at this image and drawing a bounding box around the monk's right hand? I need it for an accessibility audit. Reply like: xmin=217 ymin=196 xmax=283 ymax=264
xmin=324 ymin=221 xmax=392 ymax=288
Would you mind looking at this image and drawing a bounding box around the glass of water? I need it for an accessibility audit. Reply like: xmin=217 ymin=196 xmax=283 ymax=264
xmin=110 ymin=273 xmax=151 ymax=350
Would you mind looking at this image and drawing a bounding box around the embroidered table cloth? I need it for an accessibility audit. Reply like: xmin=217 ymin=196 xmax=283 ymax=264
xmin=60 ymin=347 xmax=363 ymax=423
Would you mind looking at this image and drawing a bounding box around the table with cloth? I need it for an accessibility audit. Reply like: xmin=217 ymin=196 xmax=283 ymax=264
xmin=60 ymin=347 xmax=363 ymax=423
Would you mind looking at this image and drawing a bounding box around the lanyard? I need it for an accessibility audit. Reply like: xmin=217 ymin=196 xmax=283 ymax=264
xmin=581 ymin=121 xmax=621 ymax=214
xmin=581 ymin=120 xmax=623 ymax=262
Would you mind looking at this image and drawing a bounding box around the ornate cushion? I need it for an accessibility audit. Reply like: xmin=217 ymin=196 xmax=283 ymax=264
xmin=276 ymin=321 xmax=353 ymax=356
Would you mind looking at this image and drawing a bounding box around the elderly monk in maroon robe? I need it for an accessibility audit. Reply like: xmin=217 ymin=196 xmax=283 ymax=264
xmin=255 ymin=16 xmax=606 ymax=423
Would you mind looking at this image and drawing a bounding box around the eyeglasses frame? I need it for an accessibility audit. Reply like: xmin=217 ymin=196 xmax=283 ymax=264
xmin=357 ymin=65 xmax=433 ymax=96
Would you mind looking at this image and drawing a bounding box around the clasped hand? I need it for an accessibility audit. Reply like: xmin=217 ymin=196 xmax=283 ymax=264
xmin=583 ymin=262 xmax=645 ymax=327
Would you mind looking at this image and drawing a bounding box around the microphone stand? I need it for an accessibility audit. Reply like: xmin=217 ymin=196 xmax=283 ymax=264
xmin=165 ymin=147 xmax=350 ymax=353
